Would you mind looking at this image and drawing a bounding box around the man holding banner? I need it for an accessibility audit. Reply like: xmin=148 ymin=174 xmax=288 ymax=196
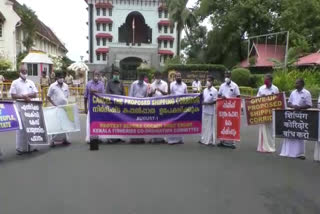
xmin=47 ymin=72 xmax=71 ymax=147
xmin=9 ymin=65 xmax=39 ymax=155
xmin=280 ymin=79 xmax=312 ymax=160
xmin=168 ymin=72 xmax=188 ymax=145
xmin=85 ymin=70 xmax=105 ymax=143
xmin=256 ymin=74 xmax=279 ymax=153
xmin=199 ymin=76 xmax=218 ymax=145
xmin=217 ymin=71 xmax=240 ymax=149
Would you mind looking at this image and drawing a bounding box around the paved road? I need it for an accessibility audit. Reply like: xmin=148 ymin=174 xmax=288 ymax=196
xmin=0 ymin=115 xmax=320 ymax=214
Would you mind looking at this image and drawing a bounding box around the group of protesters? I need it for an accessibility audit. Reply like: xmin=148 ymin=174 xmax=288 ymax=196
xmin=0 ymin=64 xmax=320 ymax=164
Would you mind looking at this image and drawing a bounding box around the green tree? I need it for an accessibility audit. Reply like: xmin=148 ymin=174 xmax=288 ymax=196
xmin=166 ymin=0 xmax=196 ymax=55
xmin=16 ymin=4 xmax=38 ymax=51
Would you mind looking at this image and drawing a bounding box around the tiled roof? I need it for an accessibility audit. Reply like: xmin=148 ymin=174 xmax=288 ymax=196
xmin=296 ymin=52 xmax=320 ymax=66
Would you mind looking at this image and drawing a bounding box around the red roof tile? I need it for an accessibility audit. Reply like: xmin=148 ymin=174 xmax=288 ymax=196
xmin=157 ymin=35 xmax=174 ymax=41
xmin=240 ymin=44 xmax=285 ymax=68
xmin=96 ymin=33 xmax=113 ymax=39
xmin=96 ymin=48 xmax=109 ymax=53
xmin=96 ymin=18 xmax=113 ymax=24
xmin=296 ymin=52 xmax=320 ymax=66
xmin=95 ymin=2 xmax=113 ymax=9
xmin=158 ymin=50 xmax=174 ymax=55
xmin=158 ymin=20 xmax=172 ymax=26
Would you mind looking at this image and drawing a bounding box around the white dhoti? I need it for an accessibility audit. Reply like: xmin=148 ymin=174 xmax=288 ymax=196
xmin=280 ymin=139 xmax=305 ymax=158
xmin=201 ymin=113 xmax=216 ymax=145
xmin=257 ymin=123 xmax=275 ymax=153
xmin=16 ymin=129 xmax=31 ymax=152
xmin=314 ymin=142 xmax=320 ymax=162
xmin=167 ymin=137 xmax=183 ymax=144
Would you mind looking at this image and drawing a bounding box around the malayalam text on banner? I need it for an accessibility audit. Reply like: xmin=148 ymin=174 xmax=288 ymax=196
xmin=216 ymin=98 xmax=241 ymax=141
xmin=0 ymin=101 xmax=21 ymax=132
xmin=15 ymin=101 xmax=48 ymax=145
xmin=273 ymin=109 xmax=320 ymax=141
xmin=244 ymin=93 xmax=286 ymax=125
xmin=89 ymin=94 xmax=202 ymax=138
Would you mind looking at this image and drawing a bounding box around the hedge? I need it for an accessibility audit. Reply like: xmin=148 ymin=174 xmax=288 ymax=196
xmin=164 ymin=64 xmax=227 ymax=73
xmin=0 ymin=71 xmax=19 ymax=81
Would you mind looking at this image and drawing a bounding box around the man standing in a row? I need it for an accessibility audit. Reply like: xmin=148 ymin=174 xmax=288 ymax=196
xmin=168 ymin=72 xmax=187 ymax=145
xmin=85 ymin=70 xmax=105 ymax=143
xmin=47 ymin=72 xmax=71 ymax=147
xmin=10 ymin=65 xmax=39 ymax=155
xmin=218 ymin=70 xmax=240 ymax=149
xmin=149 ymin=71 xmax=168 ymax=143
xmin=280 ymin=79 xmax=312 ymax=160
xmin=129 ymin=73 xmax=148 ymax=144
xmin=256 ymin=74 xmax=279 ymax=153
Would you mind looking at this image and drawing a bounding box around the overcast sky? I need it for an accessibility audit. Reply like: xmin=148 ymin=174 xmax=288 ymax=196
xmin=17 ymin=0 xmax=205 ymax=62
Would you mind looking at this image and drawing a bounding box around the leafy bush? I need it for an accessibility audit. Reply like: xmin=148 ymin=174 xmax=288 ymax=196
xmin=137 ymin=63 xmax=156 ymax=82
xmin=249 ymin=74 xmax=264 ymax=88
xmin=231 ymin=68 xmax=251 ymax=86
xmin=0 ymin=59 xmax=12 ymax=70
xmin=0 ymin=71 xmax=19 ymax=81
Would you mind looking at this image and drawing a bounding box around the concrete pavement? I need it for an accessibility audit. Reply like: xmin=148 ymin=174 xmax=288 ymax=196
xmin=0 ymin=115 xmax=320 ymax=214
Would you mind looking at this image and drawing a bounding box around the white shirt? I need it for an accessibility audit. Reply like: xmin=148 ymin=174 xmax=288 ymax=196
xmin=203 ymin=86 xmax=218 ymax=115
xmin=218 ymin=81 xmax=240 ymax=98
xmin=150 ymin=80 xmax=168 ymax=97
xmin=129 ymin=80 xmax=148 ymax=98
xmin=9 ymin=78 xmax=38 ymax=96
xmin=192 ymin=80 xmax=202 ymax=92
xmin=257 ymin=84 xmax=279 ymax=97
xmin=170 ymin=81 xmax=188 ymax=95
xmin=47 ymin=81 xmax=69 ymax=106
xmin=288 ymin=88 xmax=312 ymax=107
xmin=318 ymin=95 xmax=320 ymax=109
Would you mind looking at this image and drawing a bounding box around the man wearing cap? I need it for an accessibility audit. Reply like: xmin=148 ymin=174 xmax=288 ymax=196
xmin=217 ymin=70 xmax=240 ymax=149
xmin=10 ymin=65 xmax=39 ymax=155
xmin=47 ymin=72 xmax=71 ymax=147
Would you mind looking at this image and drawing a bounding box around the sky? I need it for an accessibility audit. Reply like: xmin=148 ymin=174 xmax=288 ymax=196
xmin=17 ymin=0 xmax=208 ymax=62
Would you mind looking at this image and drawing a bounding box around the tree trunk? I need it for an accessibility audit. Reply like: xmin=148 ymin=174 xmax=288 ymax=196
xmin=176 ymin=25 xmax=181 ymax=56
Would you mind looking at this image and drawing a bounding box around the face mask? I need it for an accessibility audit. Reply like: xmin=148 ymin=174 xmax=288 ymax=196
xmin=138 ymin=80 xmax=144 ymax=85
xmin=20 ymin=73 xmax=27 ymax=80
xmin=225 ymin=78 xmax=231 ymax=84
xmin=113 ymin=75 xmax=120 ymax=81
xmin=176 ymin=78 xmax=182 ymax=84
xmin=58 ymin=78 xmax=64 ymax=84
xmin=206 ymin=81 xmax=212 ymax=87
xmin=156 ymin=79 xmax=161 ymax=84
xmin=264 ymin=79 xmax=271 ymax=87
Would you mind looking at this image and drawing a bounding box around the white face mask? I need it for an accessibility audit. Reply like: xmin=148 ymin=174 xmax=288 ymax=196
xmin=206 ymin=81 xmax=212 ymax=87
xmin=225 ymin=78 xmax=231 ymax=84
xmin=156 ymin=79 xmax=161 ymax=84
xmin=58 ymin=78 xmax=64 ymax=84
xmin=20 ymin=73 xmax=28 ymax=80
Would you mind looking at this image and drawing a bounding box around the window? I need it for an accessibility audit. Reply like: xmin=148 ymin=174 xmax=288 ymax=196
xmin=164 ymin=11 xmax=168 ymax=18
xmin=164 ymin=41 xmax=168 ymax=48
xmin=164 ymin=26 xmax=168 ymax=33
xmin=158 ymin=26 xmax=162 ymax=33
xmin=102 ymin=53 xmax=107 ymax=61
xmin=97 ymin=38 xmax=100 ymax=46
xmin=96 ymin=8 xmax=100 ymax=16
xmin=170 ymin=26 xmax=174 ymax=34
xmin=103 ymin=38 xmax=106 ymax=46
xmin=109 ymin=8 xmax=112 ymax=16
xmin=27 ymin=64 xmax=38 ymax=76
xmin=102 ymin=8 xmax=106 ymax=16
xmin=108 ymin=38 xmax=112 ymax=42
xmin=109 ymin=24 xmax=112 ymax=31
xmin=97 ymin=23 xmax=100 ymax=31
xmin=159 ymin=11 xmax=162 ymax=18
xmin=164 ymin=55 xmax=168 ymax=62
xmin=170 ymin=41 xmax=173 ymax=48
xmin=0 ymin=23 xmax=3 ymax=38
xmin=103 ymin=24 xmax=106 ymax=31
xmin=158 ymin=41 xmax=161 ymax=48
xmin=97 ymin=53 xmax=101 ymax=61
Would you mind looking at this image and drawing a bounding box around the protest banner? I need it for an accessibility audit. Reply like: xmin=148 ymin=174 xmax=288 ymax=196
xmin=216 ymin=98 xmax=241 ymax=141
xmin=0 ymin=101 xmax=21 ymax=132
xmin=43 ymin=104 xmax=80 ymax=135
xmin=244 ymin=93 xmax=286 ymax=126
xmin=89 ymin=94 xmax=202 ymax=138
xmin=15 ymin=101 xmax=48 ymax=145
xmin=273 ymin=109 xmax=320 ymax=141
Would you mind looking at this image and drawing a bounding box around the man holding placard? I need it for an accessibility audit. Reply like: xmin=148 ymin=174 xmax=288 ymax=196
xmin=47 ymin=72 xmax=71 ymax=147
xmin=280 ymin=79 xmax=312 ymax=160
xmin=217 ymin=70 xmax=240 ymax=149
xmin=256 ymin=74 xmax=279 ymax=153
xmin=315 ymin=95 xmax=320 ymax=162
xmin=9 ymin=65 xmax=39 ymax=155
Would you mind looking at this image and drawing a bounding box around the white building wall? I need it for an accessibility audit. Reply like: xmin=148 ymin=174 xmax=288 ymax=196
xmin=0 ymin=0 xmax=21 ymax=69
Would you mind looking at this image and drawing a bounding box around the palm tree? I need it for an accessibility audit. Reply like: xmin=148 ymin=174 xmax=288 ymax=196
xmin=167 ymin=0 xmax=196 ymax=56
